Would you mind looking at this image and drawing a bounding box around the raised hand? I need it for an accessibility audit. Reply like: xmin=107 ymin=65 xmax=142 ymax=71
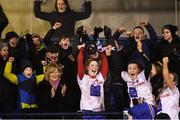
xmin=117 ymin=27 xmax=126 ymax=33
xmin=139 ymin=20 xmax=148 ymax=27
xmin=41 ymin=60 xmax=48 ymax=66
xmin=51 ymin=87 xmax=56 ymax=98
xmin=52 ymin=22 xmax=62 ymax=30
xmin=8 ymin=57 xmax=15 ymax=62
xmin=162 ymin=57 xmax=169 ymax=64
xmin=137 ymin=40 xmax=143 ymax=53
xmin=61 ymin=84 xmax=67 ymax=97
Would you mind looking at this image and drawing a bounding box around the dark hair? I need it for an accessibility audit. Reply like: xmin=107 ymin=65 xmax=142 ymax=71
xmin=59 ymin=35 xmax=70 ymax=42
xmin=133 ymin=26 xmax=144 ymax=34
xmin=162 ymin=24 xmax=178 ymax=39
xmin=153 ymin=61 xmax=162 ymax=77
xmin=127 ymin=59 xmax=142 ymax=71
xmin=55 ymin=0 xmax=71 ymax=12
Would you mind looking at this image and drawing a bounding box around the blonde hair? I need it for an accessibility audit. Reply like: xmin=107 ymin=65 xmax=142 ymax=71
xmin=44 ymin=63 xmax=63 ymax=81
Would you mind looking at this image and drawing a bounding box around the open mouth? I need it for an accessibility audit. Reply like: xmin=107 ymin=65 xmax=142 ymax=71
xmin=91 ymin=69 xmax=97 ymax=74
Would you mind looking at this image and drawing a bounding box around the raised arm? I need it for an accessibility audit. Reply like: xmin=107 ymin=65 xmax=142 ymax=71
xmin=77 ymin=47 xmax=85 ymax=80
xmin=0 ymin=4 xmax=9 ymax=38
xmin=140 ymin=21 xmax=158 ymax=46
xmin=73 ymin=0 xmax=92 ymax=20
xmin=99 ymin=52 xmax=108 ymax=79
xmin=3 ymin=57 xmax=18 ymax=85
xmin=137 ymin=41 xmax=152 ymax=80
xmin=162 ymin=57 xmax=175 ymax=90
xmin=34 ymin=0 xmax=51 ymax=21
xmin=44 ymin=22 xmax=61 ymax=46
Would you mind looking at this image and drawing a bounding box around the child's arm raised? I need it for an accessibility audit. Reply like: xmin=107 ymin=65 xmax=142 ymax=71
xmin=3 ymin=57 xmax=18 ymax=85
xmin=162 ymin=57 xmax=175 ymax=90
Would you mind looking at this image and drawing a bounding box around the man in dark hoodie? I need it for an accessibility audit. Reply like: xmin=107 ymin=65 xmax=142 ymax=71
xmin=34 ymin=0 xmax=92 ymax=41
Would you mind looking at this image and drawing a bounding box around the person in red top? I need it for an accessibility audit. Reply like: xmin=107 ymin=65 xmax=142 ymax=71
xmin=77 ymin=46 xmax=108 ymax=119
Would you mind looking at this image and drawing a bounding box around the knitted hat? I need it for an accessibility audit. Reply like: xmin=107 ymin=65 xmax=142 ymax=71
xmin=162 ymin=24 xmax=178 ymax=38
xmin=20 ymin=59 xmax=33 ymax=73
xmin=0 ymin=42 xmax=8 ymax=51
xmin=46 ymin=44 xmax=59 ymax=53
xmin=5 ymin=31 xmax=19 ymax=43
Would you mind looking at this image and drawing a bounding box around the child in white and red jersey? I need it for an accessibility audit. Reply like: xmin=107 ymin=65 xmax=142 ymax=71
xmin=77 ymin=47 xmax=108 ymax=119
xmin=121 ymin=41 xmax=156 ymax=119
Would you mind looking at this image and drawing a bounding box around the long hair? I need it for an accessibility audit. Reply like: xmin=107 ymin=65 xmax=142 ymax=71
xmin=55 ymin=0 xmax=71 ymax=12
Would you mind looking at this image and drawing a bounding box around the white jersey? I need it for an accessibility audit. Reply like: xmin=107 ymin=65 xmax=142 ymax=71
xmin=77 ymin=73 xmax=105 ymax=112
xmin=121 ymin=70 xmax=154 ymax=107
xmin=157 ymin=87 xmax=180 ymax=120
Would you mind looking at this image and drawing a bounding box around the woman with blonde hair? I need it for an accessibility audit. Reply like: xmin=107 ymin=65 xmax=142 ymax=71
xmin=36 ymin=63 xmax=67 ymax=112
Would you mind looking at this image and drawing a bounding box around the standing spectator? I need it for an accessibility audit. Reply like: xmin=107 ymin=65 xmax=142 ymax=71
xmin=0 ymin=42 xmax=17 ymax=113
xmin=153 ymin=24 xmax=180 ymax=89
xmin=34 ymin=0 xmax=92 ymax=41
xmin=121 ymin=41 xmax=156 ymax=119
xmin=0 ymin=4 xmax=8 ymax=38
xmin=3 ymin=57 xmax=44 ymax=112
xmin=77 ymin=47 xmax=108 ymax=119
xmin=113 ymin=21 xmax=158 ymax=68
xmin=155 ymin=57 xmax=179 ymax=120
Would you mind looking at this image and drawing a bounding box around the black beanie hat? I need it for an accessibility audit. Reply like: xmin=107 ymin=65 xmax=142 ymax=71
xmin=20 ymin=59 xmax=33 ymax=73
xmin=5 ymin=31 xmax=19 ymax=43
xmin=162 ymin=24 xmax=178 ymax=38
xmin=46 ymin=44 xmax=59 ymax=53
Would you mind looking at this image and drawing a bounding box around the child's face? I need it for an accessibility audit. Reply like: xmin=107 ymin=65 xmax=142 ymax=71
xmin=23 ymin=67 xmax=33 ymax=78
xmin=49 ymin=68 xmax=60 ymax=82
xmin=57 ymin=0 xmax=66 ymax=13
xmin=9 ymin=37 xmax=18 ymax=48
xmin=0 ymin=46 xmax=8 ymax=59
xmin=46 ymin=52 xmax=59 ymax=63
xmin=87 ymin=60 xmax=98 ymax=77
xmin=128 ymin=63 xmax=140 ymax=80
xmin=59 ymin=38 xmax=70 ymax=50
xmin=163 ymin=29 xmax=172 ymax=41
xmin=133 ymin=28 xmax=144 ymax=42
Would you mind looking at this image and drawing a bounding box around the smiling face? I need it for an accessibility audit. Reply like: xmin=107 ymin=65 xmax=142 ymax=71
xmin=56 ymin=0 xmax=66 ymax=13
xmin=23 ymin=67 xmax=33 ymax=78
xmin=0 ymin=46 xmax=8 ymax=60
xmin=133 ymin=28 xmax=144 ymax=42
xmin=163 ymin=29 xmax=173 ymax=41
xmin=46 ymin=52 xmax=59 ymax=63
xmin=9 ymin=37 xmax=18 ymax=48
xmin=49 ymin=68 xmax=61 ymax=82
xmin=87 ymin=60 xmax=99 ymax=77
xmin=59 ymin=37 xmax=70 ymax=50
xmin=128 ymin=63 xmax=140 ymax=80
